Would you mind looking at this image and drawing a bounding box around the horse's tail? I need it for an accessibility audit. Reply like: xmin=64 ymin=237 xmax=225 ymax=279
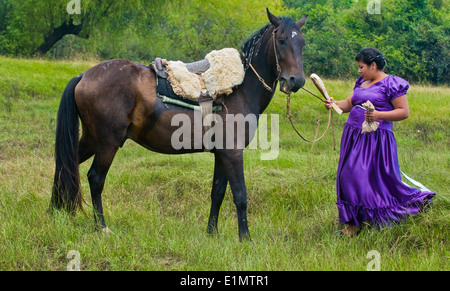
xmin=50 ymin=74 xmax=84 ymax=214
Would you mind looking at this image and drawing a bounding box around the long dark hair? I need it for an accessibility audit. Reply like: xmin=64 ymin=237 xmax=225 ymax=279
xmin=355 ymin=47 xmax=387 ymax=71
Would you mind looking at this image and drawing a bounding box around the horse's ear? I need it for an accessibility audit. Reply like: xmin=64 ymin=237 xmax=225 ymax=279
xmin=266 ymin=8 xmax=280 ymax=27
xmin=297 ymin=15 xmax=308 ymax=28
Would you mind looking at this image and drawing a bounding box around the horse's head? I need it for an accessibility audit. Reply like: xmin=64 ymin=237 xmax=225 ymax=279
xmin=267 ymin=9 xmax=307 ymax=94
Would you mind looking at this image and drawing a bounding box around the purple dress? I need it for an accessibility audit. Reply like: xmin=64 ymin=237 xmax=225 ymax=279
xmin=336 ymin=75 xmax=435 ymax=227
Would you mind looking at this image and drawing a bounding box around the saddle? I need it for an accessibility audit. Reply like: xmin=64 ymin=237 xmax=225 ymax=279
xmin=154 ymin=58 xmax=211 ymax=78
xmin=151 ymin=48 xmax=245 ymax=133
xmin=152 ymin=48 xmax=244 ymax=102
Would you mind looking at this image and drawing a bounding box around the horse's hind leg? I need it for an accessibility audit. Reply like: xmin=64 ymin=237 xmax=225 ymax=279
xmin=78 ymin=125 xmax=95 ymax=164
xmin=87 ymin=146 xmax=118 ymax=231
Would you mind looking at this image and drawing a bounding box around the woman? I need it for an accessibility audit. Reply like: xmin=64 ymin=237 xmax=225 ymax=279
xmin=326 ymin=47 xmax=435 ymax=237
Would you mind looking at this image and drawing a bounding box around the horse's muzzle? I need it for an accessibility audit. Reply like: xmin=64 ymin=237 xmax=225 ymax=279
xmin=280 ymin=76 xmax=305 ymax=94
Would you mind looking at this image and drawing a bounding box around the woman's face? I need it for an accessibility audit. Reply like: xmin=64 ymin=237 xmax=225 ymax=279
xmin=357 ymin=61 xmax=376 ymax=81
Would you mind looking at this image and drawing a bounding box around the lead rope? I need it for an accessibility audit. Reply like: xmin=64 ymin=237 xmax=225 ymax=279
xmin=309 ymin=109 xmax=321 ymax=177
xmin=286 ymin=92 xmax=336 ymax=150
xmin=287 ymin=91 xmax=337 ymax=178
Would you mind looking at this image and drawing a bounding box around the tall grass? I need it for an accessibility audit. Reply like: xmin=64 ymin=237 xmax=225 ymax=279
xmin=0 ymin=57 xmax=448 ymax=270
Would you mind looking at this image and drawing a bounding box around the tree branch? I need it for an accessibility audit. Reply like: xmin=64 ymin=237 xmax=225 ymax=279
xmin=33 ymin=18 xmax=84 ymax=56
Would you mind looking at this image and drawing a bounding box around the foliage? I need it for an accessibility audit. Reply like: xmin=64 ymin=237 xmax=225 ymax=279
xmin=287 ymin=0 xmax=449 ymax=84
xmin=0 ymin=0 xmax=151 ymax=56
xmin=0 ymin=0 xmax=448 ymax=84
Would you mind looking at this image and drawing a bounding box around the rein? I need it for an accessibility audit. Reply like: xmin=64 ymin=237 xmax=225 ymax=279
xmin=248 ymin=62 xmax=274 ymax=92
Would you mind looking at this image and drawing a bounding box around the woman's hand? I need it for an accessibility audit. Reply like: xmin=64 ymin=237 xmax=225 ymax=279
xmin=364 ymin=95 xmax=410 ymax=122
xmin=364 ymin=109 xmax=379 ymax=123
xmin=324 ymin=94 xmax=353 ymax=114
xmin=324 ymin=97 xmax=336 ymax=110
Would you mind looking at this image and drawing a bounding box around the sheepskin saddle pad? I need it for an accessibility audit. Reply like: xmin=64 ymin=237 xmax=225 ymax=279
xmin=155 ymin=48 xmax=245 ymax=101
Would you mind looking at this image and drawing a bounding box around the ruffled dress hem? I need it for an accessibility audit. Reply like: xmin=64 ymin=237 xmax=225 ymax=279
xmin=337 ymin=190 xmax=435 ymax=227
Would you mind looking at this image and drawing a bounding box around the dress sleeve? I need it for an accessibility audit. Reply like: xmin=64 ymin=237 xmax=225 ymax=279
xmin=387 ymin=76 xmax=410 ymax=101
xmin=353 ymin=76 xmax=364 ymax=90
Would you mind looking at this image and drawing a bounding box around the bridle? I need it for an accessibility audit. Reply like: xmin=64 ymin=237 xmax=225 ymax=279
xmin=245 ymin=23 xmax=336 ymax=145
xmin=246 ymin=26 xmax=281 ymax=93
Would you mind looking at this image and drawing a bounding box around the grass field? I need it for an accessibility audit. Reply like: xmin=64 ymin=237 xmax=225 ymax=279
xmin=0 ymin=56 xmax=448 ymax=271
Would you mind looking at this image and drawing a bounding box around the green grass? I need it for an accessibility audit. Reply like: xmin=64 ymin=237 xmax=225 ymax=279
xmin=0 ymin=56 xmax=448 ymax=270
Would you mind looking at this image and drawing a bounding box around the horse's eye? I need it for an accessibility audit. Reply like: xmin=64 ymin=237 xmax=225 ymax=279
xmin=278 ymin=38 xmax=286 ymax=45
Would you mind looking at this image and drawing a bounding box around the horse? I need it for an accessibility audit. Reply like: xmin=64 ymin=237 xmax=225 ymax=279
xmin=50 ymin=9 xmax=307 ymax=240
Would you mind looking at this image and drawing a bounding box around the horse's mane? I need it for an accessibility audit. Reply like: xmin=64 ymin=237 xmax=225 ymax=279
xmin=241 ymin=24 xmax=270 ymax=70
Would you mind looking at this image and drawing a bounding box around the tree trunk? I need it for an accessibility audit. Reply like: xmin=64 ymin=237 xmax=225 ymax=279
xmin=33 ymin=19 xmax=84 ymax=56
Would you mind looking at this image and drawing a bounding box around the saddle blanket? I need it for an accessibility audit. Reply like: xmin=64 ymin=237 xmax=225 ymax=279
xmin=156 ymin=76 xmax=222 ymax=112
xmin=164 ymin=48 xmax=245 ymax=101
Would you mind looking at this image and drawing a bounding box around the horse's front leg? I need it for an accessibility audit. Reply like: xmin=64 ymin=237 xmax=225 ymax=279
xmin=207 ymin=152 xmax=229 ymax=235
xmin=220 ymin=149 xmax=250 ymax=240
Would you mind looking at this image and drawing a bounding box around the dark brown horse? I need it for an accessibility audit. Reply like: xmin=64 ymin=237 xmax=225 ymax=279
xmin=51 ymin=9 xmax=307 ymax=240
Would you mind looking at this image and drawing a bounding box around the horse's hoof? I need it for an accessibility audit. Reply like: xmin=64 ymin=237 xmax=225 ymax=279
xmin=102 ymin=227 xmax=114 ymax=235
xmin=239 ymin=233 xmax=252 ymax=242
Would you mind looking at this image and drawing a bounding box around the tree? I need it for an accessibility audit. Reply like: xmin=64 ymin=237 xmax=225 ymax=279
xmin=0 ymin=0 xmax=152 ymax=56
